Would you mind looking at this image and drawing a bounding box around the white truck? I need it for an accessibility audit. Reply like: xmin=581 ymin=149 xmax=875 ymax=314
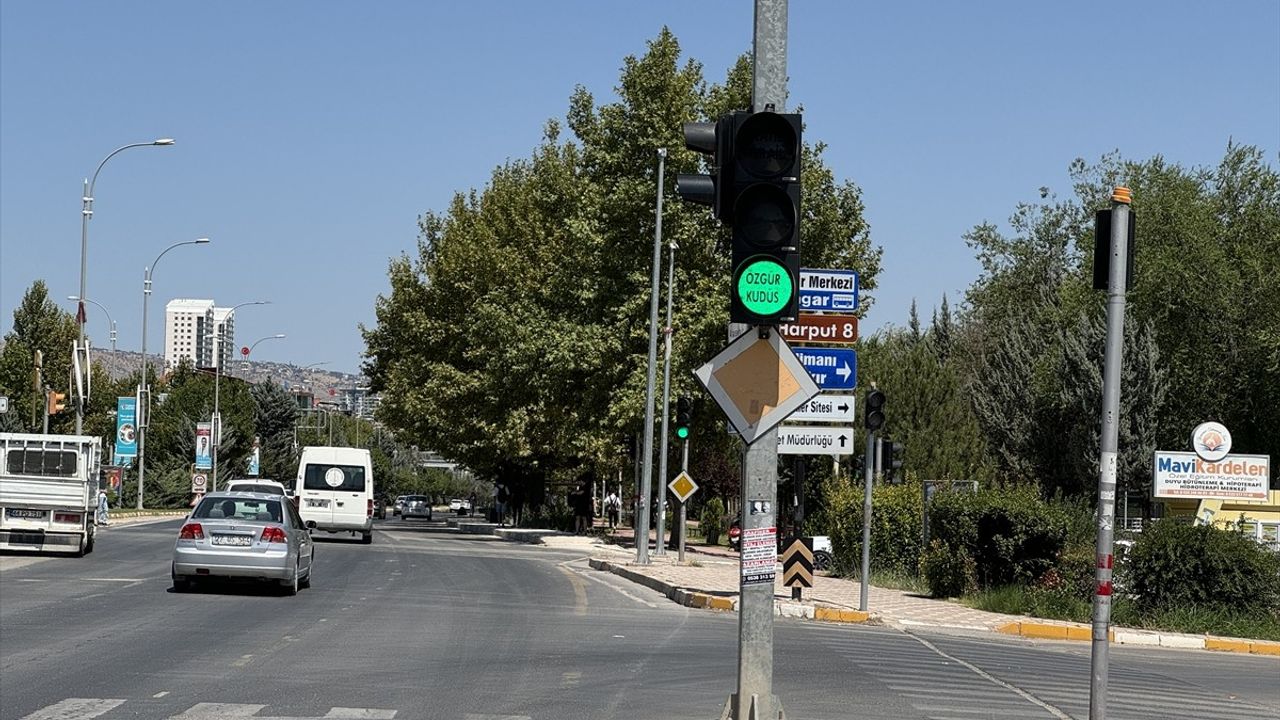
xmin=0 ymin=432 xmax=101 ymax=556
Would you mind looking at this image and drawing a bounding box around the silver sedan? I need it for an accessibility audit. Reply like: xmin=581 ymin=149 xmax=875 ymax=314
xmin=172 ymin=492 xmax=314 ymax=595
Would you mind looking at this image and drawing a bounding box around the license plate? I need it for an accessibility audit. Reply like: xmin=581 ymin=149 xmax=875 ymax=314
xmin=5 ymin=508 xmax=47 ymax=520
xmin=212 ymin=534 xmax=253 ymax=547
xmin=307 ymin=499 xmax=329 ymax=508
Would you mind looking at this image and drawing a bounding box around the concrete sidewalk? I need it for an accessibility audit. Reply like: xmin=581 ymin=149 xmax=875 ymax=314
xmin=575 ymin=527 xmax=1280 ymax=657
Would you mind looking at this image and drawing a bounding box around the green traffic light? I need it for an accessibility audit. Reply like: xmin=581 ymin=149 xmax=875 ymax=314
xmin=676 ymin=426 xmax=689 ymax=440
xmin=736 ymin=256 xmax=794 ymax=317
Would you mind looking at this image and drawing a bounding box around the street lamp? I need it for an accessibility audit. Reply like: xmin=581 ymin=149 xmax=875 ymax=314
xmin=208 ymin=300 xmax=270 ymax=491
xmin=244 ymin=334 xmax=286 ymax=361
xmin=67 ymin=295 xmax=116 ymax=351
xmin=302 ymin=362 xmax=329 ymax=370
xmin=76 ymin=138 xmax=175 ymax=434
xmin=136 ymin=237 xmax=210 ymax=510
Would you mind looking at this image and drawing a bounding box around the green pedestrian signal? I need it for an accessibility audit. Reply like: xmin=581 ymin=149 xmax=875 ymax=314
xmin=735 ymin=256 xmax=795 ymax=318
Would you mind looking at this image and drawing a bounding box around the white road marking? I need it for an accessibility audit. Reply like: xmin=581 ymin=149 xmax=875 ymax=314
xmin=464 ymin=715 xmax=532 ymax=720
xmin=323 ymin=709 xmax=396 ymax=719
xmin=171 ymin=703 xmax=266 ymax=718
xmin=152 ymin=692 xmax=170 ymax=698
xmin=19 ymin=698 xmax=126 ymax=720
xmin=905 ymin=632 xmax=1074 ymax=720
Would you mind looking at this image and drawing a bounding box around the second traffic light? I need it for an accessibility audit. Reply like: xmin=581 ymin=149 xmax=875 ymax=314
xmin=880 ymin=437 xmax=905 ymax=484
xmin=675 ymin=397 xmax=692 ymax=440
xmin=47 ymin=390 xmax=67 ymax=415
xmin=864 ymin=389 xmax=885 ymax=431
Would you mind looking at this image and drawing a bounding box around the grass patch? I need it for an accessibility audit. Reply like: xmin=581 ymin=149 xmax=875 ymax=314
xmin=963 ymin=585 xmax=1091 ymax=623
xmin=860 ymin=568 xmax=930 ymax=595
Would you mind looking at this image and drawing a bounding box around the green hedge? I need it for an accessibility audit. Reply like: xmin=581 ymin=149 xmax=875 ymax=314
xmin=925 ymin=487 xmax=1071 ymax=595
xmin=823 ymin=479 xmax=922 ymax=577
xmin=1129 ymin=520 xmax=1280 ymax=615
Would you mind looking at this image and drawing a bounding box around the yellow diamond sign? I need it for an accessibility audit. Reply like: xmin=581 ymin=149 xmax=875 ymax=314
xmin=668 ymin=471 xmax=699 ymax=503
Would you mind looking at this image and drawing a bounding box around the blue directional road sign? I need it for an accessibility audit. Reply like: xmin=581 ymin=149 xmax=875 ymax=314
xmin=799 ymin=268 xmax=859 ymax=313
xmin=794 ymin=348 xmax=857 ymax=390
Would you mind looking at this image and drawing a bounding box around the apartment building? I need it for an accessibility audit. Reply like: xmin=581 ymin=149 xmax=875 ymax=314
xmin=164 ymin=299 xmax=235 ymax=369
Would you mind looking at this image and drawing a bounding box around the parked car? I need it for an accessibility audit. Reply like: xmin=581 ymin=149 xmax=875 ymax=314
xmin=224 ymin=479 xmax=288 ymax=496
xmin=449 ymin=498 xmax=471 ymax=515
xmin=393 ymin=496 xmax=407 ymax=516
xmin=171 ymin=492 xmax=314 ymax=595
xmin=401 ymin=495 xmax=433 ymax=520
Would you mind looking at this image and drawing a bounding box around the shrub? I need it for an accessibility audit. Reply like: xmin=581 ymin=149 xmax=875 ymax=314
xmin=1128 ymin=520 xmax=1280 ymax=615
xmin=824 ymin=479 xmax=922 ymax=577
xmin=927 ymin=487 xmax=1069 ymax=590
xmin=700 ymin=498 xmax=726 ymax=544
xmin=520 ymin=496 xmax=574 ymax=532
xmin=921 ymin=539 xmax=977 ymax=598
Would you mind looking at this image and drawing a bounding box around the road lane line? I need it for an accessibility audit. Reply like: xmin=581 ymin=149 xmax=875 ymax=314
xmin=153 ymin=692 xmax=170 ymax=698
xmin=905 ymin=631 xmax=1074 ymax=720
xmin=19 ymin=698 xmax=126 ymax=720
xmin=556 ymin=565 xmax=589 ymax=616
xmin=562 ymin=559 xmax=658 ymax=608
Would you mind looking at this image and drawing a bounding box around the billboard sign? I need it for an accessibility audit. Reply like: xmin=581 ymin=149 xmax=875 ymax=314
xmin=1152 ymin=451 xmax=1270 ymax=501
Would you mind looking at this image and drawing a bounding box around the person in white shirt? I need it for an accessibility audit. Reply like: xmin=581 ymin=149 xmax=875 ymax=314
xmin=604 ymin=491 xmax=621 ymax=529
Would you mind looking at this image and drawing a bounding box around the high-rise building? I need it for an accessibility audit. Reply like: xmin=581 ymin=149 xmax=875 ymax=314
xmin=164 ymin=299 xmax=235 ymax=370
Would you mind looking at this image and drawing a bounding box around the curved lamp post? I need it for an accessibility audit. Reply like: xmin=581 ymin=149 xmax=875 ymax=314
xmin=245 ymin=334 xmax=286 ymax=360
xmin=67 ymin=295 xmax=116 ymax=351
xmin=208 ymin=301 xmax=270 ymax=491
xmin=136 ymin=237 xmax=210 ymax=509
xmin=76 ymin=138 xmax=175 ymax=434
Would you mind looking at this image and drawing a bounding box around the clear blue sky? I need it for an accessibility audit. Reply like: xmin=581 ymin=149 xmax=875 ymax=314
xmin=3 ymin=1 xmax=1276 ymax=375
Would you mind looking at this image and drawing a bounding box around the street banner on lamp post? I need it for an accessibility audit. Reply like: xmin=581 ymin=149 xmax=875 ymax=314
xmin=115 ymin=397 xmax=138 ymax=461
xmin=248 ymin=436 xmax=261 ymax=476
xmin=195 ymin=422 xmax=213 ymax=470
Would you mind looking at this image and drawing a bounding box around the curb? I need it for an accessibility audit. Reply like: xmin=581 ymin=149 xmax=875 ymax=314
xmin=588 ymin=559 xmax=875 ymax=624
xmin=996 ymin=621 xmax=1280 ymax=656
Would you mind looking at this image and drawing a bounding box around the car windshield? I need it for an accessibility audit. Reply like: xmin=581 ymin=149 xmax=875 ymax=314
xmin=407 ymin=496 xmax=427 ymax=502
xmin=228 ymin=484 xmax=284 ymax=495
xmin=192 ymin=497 xmax=283 ymax=523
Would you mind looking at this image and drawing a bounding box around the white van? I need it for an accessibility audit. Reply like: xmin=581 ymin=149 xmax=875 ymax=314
xmin=295 ymin=446 xmax=374 ymax=544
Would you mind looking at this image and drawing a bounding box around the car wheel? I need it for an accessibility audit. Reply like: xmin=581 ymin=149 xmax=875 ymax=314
xmin=172 ymin=564 xmax=193 ymax=592
xmin=299 ymin=555 xmax=313 ymax=589
xmin=83 ymin=526 xmax=95 ymax=555
xmin=361 ymin=532 xmax=372 ymax=545
xmin=813 ymin=550 xmax=833 ymax=572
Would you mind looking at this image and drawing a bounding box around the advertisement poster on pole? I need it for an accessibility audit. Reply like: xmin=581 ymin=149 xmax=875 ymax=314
xmin=248 ymin=436 xmax=261 ymax=476
xmin=195 ymin=422 xmax=213 ymax=470
xmin=740 ymin=526 xmax=778 ymax=585
xmin=115 ymin=396 xmax=138 ymax=464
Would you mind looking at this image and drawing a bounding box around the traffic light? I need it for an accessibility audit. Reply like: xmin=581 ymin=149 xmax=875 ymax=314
xmin=47 ymin=390 xmax=67 ymax=415
xmin=864 ymin=389 xmax=885 ymax=431
xmin=675 ymin=397 xmax=692 ymax=440
xmin=726 ymin=111 xmax=803 ymax=324
xmin=676 ymin=114 xmax=733 ymax=221
xmin=880 ymin=437 xmax=905 ymax=484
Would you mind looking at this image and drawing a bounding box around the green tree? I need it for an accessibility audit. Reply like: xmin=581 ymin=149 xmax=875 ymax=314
xmin=363 ymin=29 xmax=880 ymax=503
xmin=250 ymin=381 xmax=300 ymax=482
xmin=0 ymin=281 xmax=79 ymax=432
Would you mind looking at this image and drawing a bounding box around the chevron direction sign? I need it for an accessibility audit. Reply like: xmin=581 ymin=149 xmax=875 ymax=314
xmin=782 ymin=537 xmax=814 ymax=589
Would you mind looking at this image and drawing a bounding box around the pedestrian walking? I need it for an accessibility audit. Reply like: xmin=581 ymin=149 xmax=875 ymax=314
xmin=96 ymin=488 xmax=110 ymax=526
xmin=495 ymin=483 xmax=509 ymax=526
xmin=604 ymin=490 xmax=621 ymax=529
xmin=569 ymin=482 xmax=592 ymax=534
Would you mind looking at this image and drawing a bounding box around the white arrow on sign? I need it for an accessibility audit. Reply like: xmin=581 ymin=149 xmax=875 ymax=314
xmin=777 ymin=425 xmax=856 ymax=456
xmin=836 ymin=362 xmax=852 ymax=383
xmin=786 ymin=394 xmax=856 ymax=423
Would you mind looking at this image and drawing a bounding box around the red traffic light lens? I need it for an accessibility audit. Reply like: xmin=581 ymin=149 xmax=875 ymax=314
xmin=736 ymin=112 xmax=799 ymax=179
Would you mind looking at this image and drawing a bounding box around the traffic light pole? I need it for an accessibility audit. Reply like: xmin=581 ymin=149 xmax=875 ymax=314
xmin=725 ymin=2 xmax=789 ymax=719
xmin=656 ymin=239 xmax=677 ymax=555
xmin=636 ymin=148 xmax=666 ymax=565
xmin=677 ymin=437 xmax=689 ymax=562
xmin=859 ymin=429 xmax=874 ymax=612
xmin=1089 ymin=189 xmax=1132 ymax=720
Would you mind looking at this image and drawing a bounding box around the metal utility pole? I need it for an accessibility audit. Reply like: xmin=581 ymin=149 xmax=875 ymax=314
xmin=726 ymin=2 xmax=788 ymax=719
xmin=860 ymin=429 xmax=875 ymax=612
xmin=656 ymin=239 xmax=677 ymax=555
xmin=637 ymin=148 xmax=666 ymax=565
xmin=1089 ymin=187 xmax=1133 ymax=720
xmin=677 ymin=438 xmax=690 ymax=562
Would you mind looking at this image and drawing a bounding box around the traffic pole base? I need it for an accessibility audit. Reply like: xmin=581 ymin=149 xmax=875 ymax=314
xmin=719 ymin=693 xmax=786 ymax=720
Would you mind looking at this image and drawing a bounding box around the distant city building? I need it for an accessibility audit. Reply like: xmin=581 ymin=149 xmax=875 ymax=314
xmin=339 ymin=386 xmax=380 ymax=421
xmin=164 ymin=299 xmax=234 ymax=370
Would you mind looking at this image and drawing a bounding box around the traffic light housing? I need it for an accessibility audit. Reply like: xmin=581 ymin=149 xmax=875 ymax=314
xmin=727 ymin=111 xmax=802 ymax=324
xmin=48 ymin=390 xmax=67 ymax=415
xmin=864 ymin=389 xmax=885 ymax=431
xmin=880 ymin=437 xmax=905 ymax=484
xmin=676 ymin=115 xmax=733 ymax=221
xmin=675 ymin=397 xmax=692 ymax=440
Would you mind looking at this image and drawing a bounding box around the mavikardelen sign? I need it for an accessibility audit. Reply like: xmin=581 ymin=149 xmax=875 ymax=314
xmin=1152 ymin=451 xmax=1270 ymax=501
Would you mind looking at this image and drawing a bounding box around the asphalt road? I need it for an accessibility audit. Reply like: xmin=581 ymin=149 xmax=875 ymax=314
xmin=1 ymin=517 xmax=1277 ymax=720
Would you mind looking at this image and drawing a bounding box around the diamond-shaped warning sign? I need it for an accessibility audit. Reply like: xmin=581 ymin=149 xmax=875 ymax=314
xmin=668 ymin=471 xmax=698 ymax=503
xmin=693 ymin=329 xmax=820 ymax=445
